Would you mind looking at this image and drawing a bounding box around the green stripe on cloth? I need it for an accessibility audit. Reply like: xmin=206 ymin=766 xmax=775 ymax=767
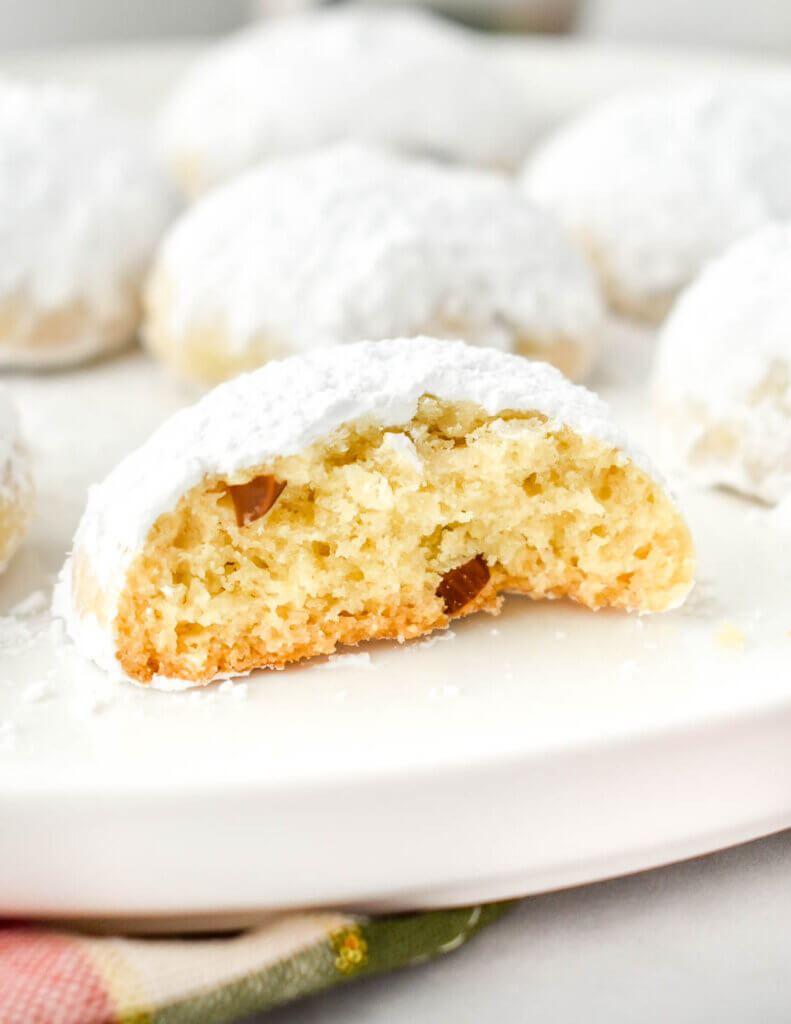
xmin=154 ymin=902 xmax=513 ymax=1024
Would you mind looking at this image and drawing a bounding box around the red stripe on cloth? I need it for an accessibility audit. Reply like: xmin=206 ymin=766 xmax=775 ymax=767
xmin=0 ymin=927 xmax=116 ymax=1024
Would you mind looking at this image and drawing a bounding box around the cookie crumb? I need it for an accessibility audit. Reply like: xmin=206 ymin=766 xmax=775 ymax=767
xmin=715 ymin=622 xmax=746 ymax=650
xmin=318 ymin=652 xmax=373 ymax=670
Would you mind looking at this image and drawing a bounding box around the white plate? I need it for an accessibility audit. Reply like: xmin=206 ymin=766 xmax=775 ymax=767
xmin=0 ymin=40 xmax=789 ymax=929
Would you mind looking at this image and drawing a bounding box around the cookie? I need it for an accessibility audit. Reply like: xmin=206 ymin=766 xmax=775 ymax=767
xmin=156 ymin=5 xmax=535 ymax=197
xmin=0 ymin=78 xmax=175 ymax=368
xmin=0 ymin=388 xmax=34 ymax=572
xmin=522 ymin=83 xmax=791 ymax=322
xmin=654 ymin=224 xmax=791 ymax=504
xmin=144 ymin=144 xmax=604 ymax=383
xmin=57 ymin=338 xmax=695 ymax=689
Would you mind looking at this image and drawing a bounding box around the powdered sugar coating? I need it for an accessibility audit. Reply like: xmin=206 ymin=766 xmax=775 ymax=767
xmin=0 ymin=386 xmax=34 ymax=572
xmin=654 ymin=223 xmax=791 ymax=504
xmin=156 ymin=5 xmax=535 ymax=195
xmin=146 ymin=144 xmax=604 ymax=378
xmin=59 ymin=337 xmax=670 ymax=685
xmin=0 ymin=77 xmax=176 ymax=366
xmin=523 ymin=81 xmax=791 ymax=319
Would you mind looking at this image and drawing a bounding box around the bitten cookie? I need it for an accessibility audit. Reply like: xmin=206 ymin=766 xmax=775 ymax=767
xmin=144 ymin=144 xmax=604 ymax=383
xmin=654 ymin=224 xmax=791 ymax=504
xmin=0 ymin=78 xmax=175 ymax=368
xmin=522 ymin=83 xmax=791 ymax=322
xmin=156 ymin=5 xmax=535 ymax=197
xmin=0 ymin=388 xmax=34 ymax=572
xmin=58 ymin=339 xmax=694 ymax=689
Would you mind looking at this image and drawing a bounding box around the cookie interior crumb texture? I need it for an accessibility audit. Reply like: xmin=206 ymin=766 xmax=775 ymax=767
xmin=106 ymin=397 xmax=694 ymax=684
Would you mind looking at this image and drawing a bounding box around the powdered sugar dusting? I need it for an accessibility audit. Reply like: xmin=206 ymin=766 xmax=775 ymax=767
xmin=0 ymin=387 xmax=33 ymax=540
xmin=21 ymin=681 xmax=54 ymax=704
xmin=10 ymin=590 xmax=48 ymax=617
xmin=0 ymin=720 xmax=16 ymax=750
xmin=148 ymin=144 xmax=603 ymax=374
xmin=771 ymin=494 xmax=791 ymax=531
xmin=157 ymin=5 xmax=535 ymax=193
xmin=217 ymin=679 xmax=249 ymax=700
xmin=318 ymin=652 xmax=374 ymax=671
xmin=0 ymin=77 xmax=174 ymax=331
xmin=654 ymin=223 xmax=791 ymax=504
xmin=524 ymin=81 xmax=791 ymax=311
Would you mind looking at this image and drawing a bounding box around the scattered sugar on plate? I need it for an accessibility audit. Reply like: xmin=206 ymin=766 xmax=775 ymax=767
xmin=428 ymin=683 xmax=461 ymax=700
xmin=318 ymin=652 xmax=373 ymax=670
xmin=417 ymin=630 xmax=456 ymax=650
xmin=70 ymin=690 xmax=113 ymax=718
xmin=0 ymin=615 xmax=40 ymax=652
xmin=217 ymin=679 xmax=249 ymax=700
xmin=187 ymin=688 xmax=219 ymax=706
xmin=49 ymin=618 xmax=66 ymax=643
xmin=21 ymin=681 xmax=54 ymax=704
xmin=0 ymin=721 xmax=16 ymax=749
xmin=9 ymin=590 xmax=48 ymax=616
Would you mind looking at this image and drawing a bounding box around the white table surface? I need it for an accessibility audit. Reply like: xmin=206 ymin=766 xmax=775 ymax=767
xmin=249 ymin=830 xmax=791 ymax=1023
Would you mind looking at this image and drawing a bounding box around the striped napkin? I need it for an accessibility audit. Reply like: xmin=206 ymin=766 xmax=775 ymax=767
xmin=0 ymin=902 xmax=510 ymax=1023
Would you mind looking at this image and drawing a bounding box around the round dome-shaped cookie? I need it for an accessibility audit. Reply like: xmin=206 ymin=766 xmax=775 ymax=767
xmin=156 ymin=5 xmax=534 ymax=197
xmin=58 ymin=338 xmax=694 ymax=689
xmin=0 ymin=389 xmax=34 ymax=572
xmin=523 ymin=82 xmax=791 ymax=322
xmin=0 ymin=78 xmax=175 ymax=369
xmin=144 ymin=144 xmax=604 ymax=384
xmin=654 ymin=223 xmax=791 ymax=504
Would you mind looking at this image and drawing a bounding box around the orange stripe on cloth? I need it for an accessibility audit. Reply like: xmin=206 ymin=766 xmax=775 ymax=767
xmin=0 ymin=925 xmax=117 ymax=1024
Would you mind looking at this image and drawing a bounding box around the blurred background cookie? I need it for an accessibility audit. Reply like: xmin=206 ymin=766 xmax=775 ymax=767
xmin=145 ymin=144 xmax=605 ymax=384
xmin=523 ymin=83 xmax=791 ymax=323
xmin=0 ymin=79 xmax=176 ymax=369
xmin=0 ymin=388 xmax=33 ymax=572
xmin=654 ymin=223 xmax=791 ymax=504
xmin=156 ymin=5 xmax=536 ymax=198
